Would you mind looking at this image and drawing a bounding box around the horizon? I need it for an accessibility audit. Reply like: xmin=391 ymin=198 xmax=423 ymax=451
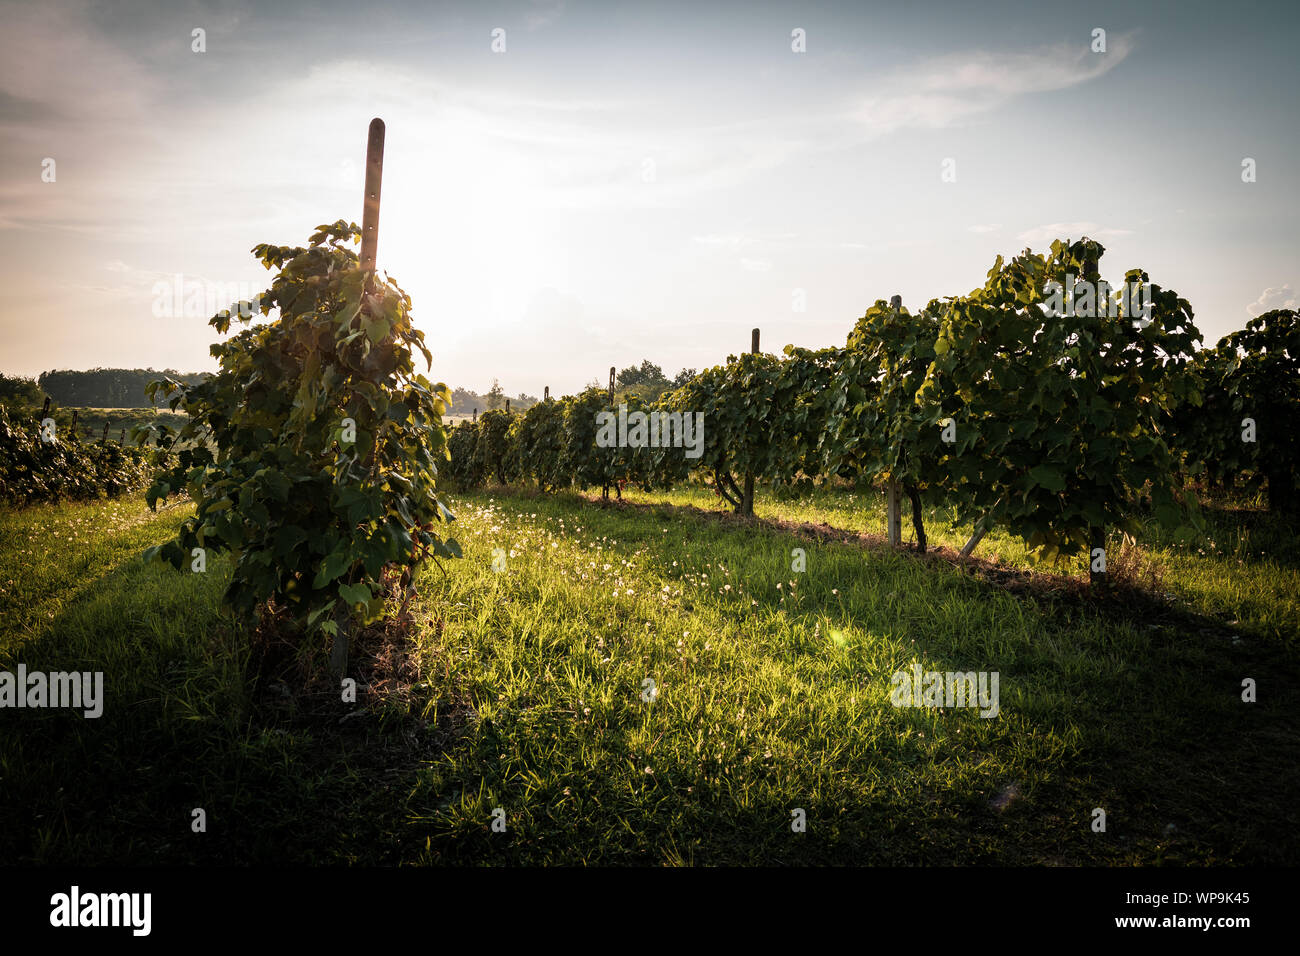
xmin=2 ymin=0 xmax=1297 ymax=396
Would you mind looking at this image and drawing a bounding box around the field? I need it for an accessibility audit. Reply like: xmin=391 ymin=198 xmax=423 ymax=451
xmin=55 ymin=407 xmax=187 ymax=441
xmin=2 ymin=481 xmax=1296 ymax=865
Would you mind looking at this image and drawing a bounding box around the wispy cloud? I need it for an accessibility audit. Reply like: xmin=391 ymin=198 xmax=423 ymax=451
xmin=1247 ymin=284 xmax=1297 ymax=316
xmin=1017 ymin=222 xmax=1134 ymax=244
xmin=849 ymin=35 xmax=1135 ymax=135
xmin=524 ymin=0 xmax=566 ymax=31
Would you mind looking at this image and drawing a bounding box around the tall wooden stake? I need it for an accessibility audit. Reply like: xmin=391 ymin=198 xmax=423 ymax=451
xmin=1080 ymin=249 xmax=1107 ymax=591
xmin=604 ymin=367 xmax=616 ymax=501
xmin=359 ymin=118 xmax=386 ymax=291
xmin=886 ymin=296 xmax=903 ymax=546
xmin=334 ymin=117 xmax=386 ymax=682
xmin=742 ymin=328 xmax=759 ymax=516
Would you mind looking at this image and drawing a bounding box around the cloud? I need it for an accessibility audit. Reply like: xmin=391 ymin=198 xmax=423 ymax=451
xmin=524 ymin=0 xmax=566 ymax=31
xmin=1246 ymin=284 xmax=1297 ymax=316
xmin=691 ymin=233 xmax=798 ymax=248
xmin=850 ymin=35 xmax=1135 ymax=135
xmin=1016 ymin=222 xmax=1133 ymax=244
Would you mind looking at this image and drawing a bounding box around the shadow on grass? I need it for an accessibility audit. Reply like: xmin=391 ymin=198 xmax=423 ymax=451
xmin=0 ymin=558 xmax=471 ymax=865
xmin=5 ymin=489 xmax=1297 ymax=865
xmin=423 ymin=488 xmax=1300 ymax=864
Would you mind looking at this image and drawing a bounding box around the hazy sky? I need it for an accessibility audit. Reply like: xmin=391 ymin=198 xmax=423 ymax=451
xmin=2 ymin=0 xmax=1297 ymax=399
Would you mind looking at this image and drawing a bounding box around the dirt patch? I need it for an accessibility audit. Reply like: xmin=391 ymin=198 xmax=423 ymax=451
xmin=241 ymin=571 xmax=477 ymax=761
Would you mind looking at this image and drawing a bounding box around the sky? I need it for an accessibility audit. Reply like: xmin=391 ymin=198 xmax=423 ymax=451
xmin=1 ymin=0 xmax=1297 ymax=400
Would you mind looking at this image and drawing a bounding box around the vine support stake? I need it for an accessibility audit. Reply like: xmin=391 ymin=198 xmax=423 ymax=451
xmin=886 ymin=482 xmax=902 ymax=546
xmin=604 ymin=367 xmax=616 ymax=500
xmin=960 ymin=527 xmax=985 ymax=558
xmin=335 ymin=116 xmax=386 ymax=681
xmin=741 ymin=328 xmax=759 ymax=516
xmin=886 ymin=296 xmax=903 ymax=546
xmin=360 ymin=117 xmax=386 ymax=292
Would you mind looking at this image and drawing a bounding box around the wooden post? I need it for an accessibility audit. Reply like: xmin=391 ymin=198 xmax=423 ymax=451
xmin=506 ymin=398 xmax=511 ymax=414
xmin=335 ymin=118 xmax=386 ymax=683
xmin=544 ymin=386 xmax=549 ymax=401
xmin=959 ymin=527 xmax=985 ymax=558
xmin=101 ymin=421 xmax=109 ymax=445
xmin=118 ymin=427 xmax=126 ymax=444
xmin=359 ymin=118 xmax=386 ymax=292
xmin=601 ymin=368 xmax=617 ymax=500
xmin=886 ymin=484 xmax=902 ymax=545
xmin=1080 ymin=248 xmax=1107 ymax=590
xmin=960 ymin=498 xmax=1002 ymax=558
xmin=886 ymin=296 xmax=903 ymax=546
xmin=741 ymin=328 xmax=759 ymax=516
xmin=70 ymin=410 xmax=79 ymax=443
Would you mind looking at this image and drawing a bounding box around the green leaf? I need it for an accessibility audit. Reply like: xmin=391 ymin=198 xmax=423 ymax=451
xmin=1028 ymin=465 xmax=1067 ymax=492
xmin=337 ymin=582 xmax=372 ymax=606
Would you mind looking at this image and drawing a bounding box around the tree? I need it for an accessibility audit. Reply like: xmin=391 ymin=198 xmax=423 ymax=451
xmin=671 ymin=368 xmax=697 ymax=388
xmin=485 ymin=378 xmax=506 ymax=410
xmin=0 ymin=373 xmax=46 ymax=411
xmin=36 ymin=368 xmax=208 ymax=408
xmin=916 ymin=238 xmax=1203 ymax=562
xmin=141 ymin=219 xmax=459 ymax=639
xmin=449 ymin=386 xmax=483 ymax=415
xmin=1176 ymin=309 xmax=1300 ymax=511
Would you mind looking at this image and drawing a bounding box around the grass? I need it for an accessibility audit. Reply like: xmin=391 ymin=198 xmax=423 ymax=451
xmin=1 ymin=481 xmax=1296 ymax=865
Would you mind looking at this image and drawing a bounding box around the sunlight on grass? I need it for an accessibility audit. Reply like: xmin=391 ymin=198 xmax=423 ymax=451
xmin=1 ymin=483 xmax=1296 ymax=864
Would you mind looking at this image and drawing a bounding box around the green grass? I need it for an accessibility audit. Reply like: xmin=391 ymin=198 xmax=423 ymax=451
xmin=1 ymin=482 xmax=1296 ymax=864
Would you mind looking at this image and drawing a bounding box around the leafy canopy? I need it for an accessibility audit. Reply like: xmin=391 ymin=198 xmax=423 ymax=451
xmin=142 ymin=220 xmax=459 ymax=635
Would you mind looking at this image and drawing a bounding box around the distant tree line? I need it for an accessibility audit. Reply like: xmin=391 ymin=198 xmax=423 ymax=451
xmin=33 ymin=368 xmax=211 ymax=408
xmin=446 ymin=366 xmax=694 ymax=417
xmin=614 ymin=361 xmax=696 ymax=402
xmin=449 ymin=379 xmax=539 ymax=415
xmin=0 ymin=373 xmax=45 ymax=409
xmin=7 ymin=361 xmax=695 ymax=417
